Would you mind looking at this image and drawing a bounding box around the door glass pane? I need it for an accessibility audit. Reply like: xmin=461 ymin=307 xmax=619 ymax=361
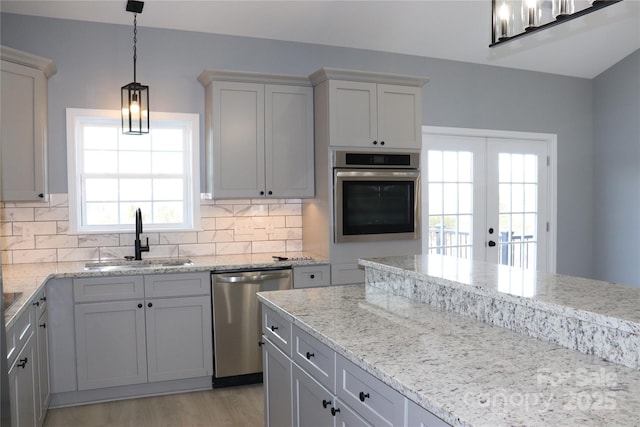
xmin=497 ymin=153 xmax=537 ymax=270
xmin=427 ymin=150 xmax=473 ymax=260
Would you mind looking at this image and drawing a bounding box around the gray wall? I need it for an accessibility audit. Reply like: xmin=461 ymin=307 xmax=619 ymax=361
xmin=593 ymin=50 xmax=640 ymax=286
xmin=1 ymin=12 xmax=596 ymax=279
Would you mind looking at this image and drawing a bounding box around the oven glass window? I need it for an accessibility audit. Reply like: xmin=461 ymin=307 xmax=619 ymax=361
xmin=342 ymin=181 xmax=415 ymax=235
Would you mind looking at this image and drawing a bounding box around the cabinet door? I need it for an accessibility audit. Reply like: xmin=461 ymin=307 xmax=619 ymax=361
xmin=263 ymin=338 xmax=292 ymax=427
xmin=145 ymin=296 xmax=213 ymax=382
xmin=292 ymin=363 xmax=335 ymax=427
xmin=265 ymin=85 xmax=314 ymax=198
xmin=376 ymin=84 xmax=421 ymax=149
xmin=328 ymin=80 xmax=377 ymax=148
xmin=35 ymin=309 xmax=50 ymax=426
xmin=0 ymin=60 xmax=48 ymax=201
xmin=74 ymin=300 xmax=147 ymax=390
xmin=334 ymin=398 xmax=372 ymax=427
xmin=406 ymin=399 xmax=450 ymax=427
xmin=8 ymin=336 xmax=37 ymax=427
xmin=211 ymin=81 xmax=265 ymax=198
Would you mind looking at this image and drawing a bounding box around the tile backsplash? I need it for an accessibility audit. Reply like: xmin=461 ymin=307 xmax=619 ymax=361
xmin=0 ymin=194 xmax=303 ymax=264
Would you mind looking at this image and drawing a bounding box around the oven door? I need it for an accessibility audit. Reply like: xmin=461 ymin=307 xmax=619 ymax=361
xmin=334 ymin=169 xmax=420 ymax=243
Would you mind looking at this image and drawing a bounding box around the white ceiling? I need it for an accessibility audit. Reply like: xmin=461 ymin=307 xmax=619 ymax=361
xmin=1 ymin=0 xmax=639 ymax=78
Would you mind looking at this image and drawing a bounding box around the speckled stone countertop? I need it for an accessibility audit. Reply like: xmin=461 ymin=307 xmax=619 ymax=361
xmin=359 ymin=255 xmax=640 ymax=371
xmin=258 ymin=284 xmax=640 ymax=426
xmin=3 ymin=252 xmax=325 ymax=327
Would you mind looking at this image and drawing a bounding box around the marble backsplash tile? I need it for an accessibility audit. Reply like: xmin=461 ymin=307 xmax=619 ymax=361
xmin=0 ymin=194 xmax=303 ymax=264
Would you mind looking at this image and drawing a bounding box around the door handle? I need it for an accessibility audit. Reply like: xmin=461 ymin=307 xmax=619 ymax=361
xmin=488 ymin=240 xmax=496 ymax=247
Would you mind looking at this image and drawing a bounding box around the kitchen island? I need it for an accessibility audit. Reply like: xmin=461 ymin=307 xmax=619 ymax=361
xmin=258 ymin=254 xmax=640 ymax=426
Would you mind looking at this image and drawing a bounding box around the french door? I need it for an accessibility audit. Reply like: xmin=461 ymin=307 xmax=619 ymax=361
xmin=422 ymin=128 xmax=555 ymax=273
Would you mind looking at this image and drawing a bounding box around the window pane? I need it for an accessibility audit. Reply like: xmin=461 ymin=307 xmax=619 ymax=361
xmin=86 ymin=203 xmax=118 ymax=225
xmin=153 ymin=152 xmax=183 ymax=174
xmin=119 ymin=133 xmax=151 ymax=151
xmin=153 ymin=179 xmax=183 ymax=200
xmin=85 ymin=179 xmax=118 ymax=202
xmin=152 ymin=128 xmax=183 ymax=151
xmin=153 ymin=202 xmax=184 ymax=223
xmin=84 ymin=151 xmax=118 ymax=174
xmin=84 ymin=126 xmax=118 ymax=150
xmin=119 ymin=151 xmax=152 ymax=174
xmin=120 ymin=179 xmax=152 ymax=201
xmin=120 ymin=202 xmax=152 ymax=225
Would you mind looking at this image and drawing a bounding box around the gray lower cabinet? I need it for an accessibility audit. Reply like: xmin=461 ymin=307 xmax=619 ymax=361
xmin=262 ymin=338 xmax=292 ymax=427
xmin=7 ymin=286 xmax=49 ymax=427
xmin=73 ymin=273 xmax=213 ymax=392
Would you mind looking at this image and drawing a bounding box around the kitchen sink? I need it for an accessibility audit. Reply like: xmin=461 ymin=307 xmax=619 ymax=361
xmin=84 ymin=258 xmax=193 ymax=272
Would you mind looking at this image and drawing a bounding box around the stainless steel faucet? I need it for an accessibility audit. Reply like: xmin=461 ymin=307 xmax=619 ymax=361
xmin=134 ymin=208 xmax=149 ymax=260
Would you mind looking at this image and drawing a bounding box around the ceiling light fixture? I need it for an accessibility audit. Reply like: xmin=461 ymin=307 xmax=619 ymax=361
xmin=121 ymin=0 xmax=149 ymax=134
xmin=490 ymin=0 xmax=623 ymax=47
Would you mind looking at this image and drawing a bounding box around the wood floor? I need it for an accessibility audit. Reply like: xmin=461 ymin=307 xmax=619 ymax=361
xmin=43 ymin=385 xmax=264 ymax=427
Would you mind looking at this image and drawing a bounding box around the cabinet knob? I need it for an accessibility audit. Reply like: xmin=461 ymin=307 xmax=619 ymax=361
xmin=17 ymin=357 xmax=28 ymax=369
xmin=306 ymin=351 xmax=315 ymax=360
xmin=310 ymin=274 xmax=315 ymax=279
xmin=380 ymin=141 xmax=385 ymax=146
xmin=268 ymin=190 xmax=273 ymax=195
xmin=138 ymin=303 xmax=143 ymax=308
xmin=148 ymin=302 xmax=153 ymax=308
xmin=359 ymin=391 xmax=370 ymax=402
xmin=331 ymin=407 xmax=340 ymax=416
xmin=258 ymin=341 xmax=264 ymax=347
xmin=40 ymin=296 xmax=47 ymax=302
xmin=260 ymin=191 xmax=265 ymax=195
xmin=38 ymin=193 xmax=44 ymax=198
xmin=40 ymin=323 xmax=46 ymax=329
xmin=270 ymin=325 xmax=279 ymax=331
xmin=322 ymin=399 xmax=331 ymax=409
xmin=372 ymin=140 xmax=378 ymax=145
xmin=33 ymin=301 xmax=40 ymax=307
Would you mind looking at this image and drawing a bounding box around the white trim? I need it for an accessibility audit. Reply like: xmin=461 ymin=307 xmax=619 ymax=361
xmin=66 ymin=108 xmax=200 ymax=234
xmin=422 ymin=125 xmax=557 ymax=273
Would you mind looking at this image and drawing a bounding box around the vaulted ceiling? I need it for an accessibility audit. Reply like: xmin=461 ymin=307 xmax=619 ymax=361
xmin=1 ymin=0 xmax=639 ymax=78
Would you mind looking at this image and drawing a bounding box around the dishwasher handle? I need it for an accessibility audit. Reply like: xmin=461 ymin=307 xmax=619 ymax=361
xmin=214 ymin=271 xmax=291 ymax=284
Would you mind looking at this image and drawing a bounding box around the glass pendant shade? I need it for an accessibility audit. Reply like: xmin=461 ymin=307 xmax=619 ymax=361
xmin=121 ymin=82 xmax=149 ymax=134
xmin=521 ymin=0 xmax=542 ymax=30
xmin=495 ymin=1 xmax=515 ymax=40
xmin=553 ymin=0 xmax=575 ymax=19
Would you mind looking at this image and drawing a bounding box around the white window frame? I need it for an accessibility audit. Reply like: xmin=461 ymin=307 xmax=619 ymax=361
xmin=66 ymin=108 xmax=200 ymax=233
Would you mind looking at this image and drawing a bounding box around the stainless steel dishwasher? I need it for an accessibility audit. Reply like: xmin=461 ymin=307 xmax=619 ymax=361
xmin=211 ymin=267 xmax=292 ymax=387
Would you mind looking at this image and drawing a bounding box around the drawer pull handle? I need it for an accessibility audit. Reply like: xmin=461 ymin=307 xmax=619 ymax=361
xmin=17 ymin=357 xmax=28 ymax=369
xmin=40 ymin=297 xmax=47 ymax=302
xmin=310 ymin=274 xmax=315 ymax=279
xmin=39 ymin=323 xmax=46 ymax=329
xmin=322 ymin=399 xmax=331 ymax=409
xmin=138 ymin=303 xmax=143 ymax=308
xmin=331 ymin=407 xmax=340 ymax=416
xmin=306 ymin=351 xmax=315 ymax=360
xmin=148 ymin=302 xmax=153 ymax=308
xmin=33 ymin=301 xmax=40 ymax=307
xmin=359 ymin=391 xmax=370 ymax=402
xmin=258 ymin=341 xmax=264 ymax=347
xmin=270 ymin=325 xmax=279 ymax=331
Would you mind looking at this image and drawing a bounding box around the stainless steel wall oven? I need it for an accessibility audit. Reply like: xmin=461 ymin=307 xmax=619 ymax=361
xmin=333 ymin=151 xmax=420 ymax=243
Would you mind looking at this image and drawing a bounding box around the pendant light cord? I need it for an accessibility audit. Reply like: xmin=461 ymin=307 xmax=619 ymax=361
xmin=133 ymin=13 xmax=137 ymax=84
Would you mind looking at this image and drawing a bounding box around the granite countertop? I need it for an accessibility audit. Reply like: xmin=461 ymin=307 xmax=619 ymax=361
xmin=258 ymin=284 xmax=640 ymax=426
xmin=3 ymin=252 xmax=326 ymax=327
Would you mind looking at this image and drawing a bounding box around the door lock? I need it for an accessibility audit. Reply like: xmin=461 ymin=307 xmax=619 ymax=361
xmin=488 ymin=240 xmax=496 ymax=247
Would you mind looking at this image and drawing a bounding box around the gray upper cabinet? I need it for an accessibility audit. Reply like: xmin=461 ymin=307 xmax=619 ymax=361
xmin=199 ymin=70 xmax=314 ymax=199
xmin=0 ymin=46 xmax=56 ymax=202
xmin=310 ymin=68 xmax=428 ymax=150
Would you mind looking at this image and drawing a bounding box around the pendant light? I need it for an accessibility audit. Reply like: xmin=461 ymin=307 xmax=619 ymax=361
xmin=121 ymin=0 xmax=149 ymax=134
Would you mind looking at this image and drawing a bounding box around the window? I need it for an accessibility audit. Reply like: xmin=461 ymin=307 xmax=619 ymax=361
xmin=66 ymin=109 xmax=200 ymax=233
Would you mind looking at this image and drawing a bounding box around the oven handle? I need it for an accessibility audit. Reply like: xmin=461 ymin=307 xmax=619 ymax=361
xmin=335 ymin=169 xmax=420 ymax=179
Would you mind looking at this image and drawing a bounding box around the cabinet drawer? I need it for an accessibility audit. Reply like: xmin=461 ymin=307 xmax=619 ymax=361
xmin=336 ymin=355 xmax=405 ymax=427
xmin=293 ymin=265 xmax=330 ymax=289
xmin=262 ymin=306 xmax=291 ymax=356
xmin=73 ymin=276 xmax=144 ymax=302
xmin=144 ymin=272 xmax=210 ymax=298
xmin=6 ymin=305 xmax=35 ymax=367
xmin=292 ymin=325 xmax=335 ymax=392
xmin=407 ymin=399 xmax=450 ymax=427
